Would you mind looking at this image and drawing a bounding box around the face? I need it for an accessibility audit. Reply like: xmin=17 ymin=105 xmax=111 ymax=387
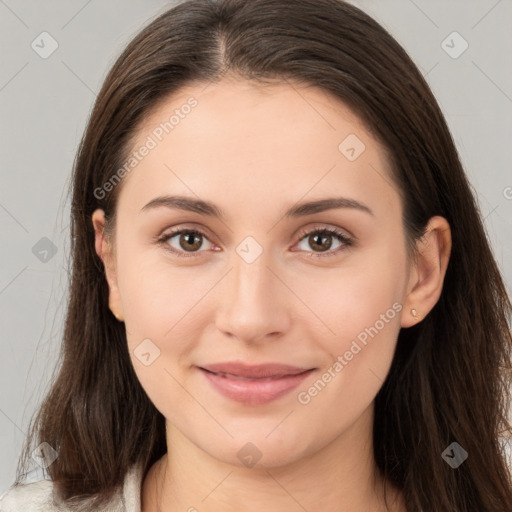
xmin=94 ymin=78 xmax=415 ymax=468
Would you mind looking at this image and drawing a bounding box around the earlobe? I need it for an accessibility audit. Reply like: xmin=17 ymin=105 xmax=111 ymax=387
xmin=401 ymin=216 xmax=452 ymax=328
xmin=91 ymin=209 xmax=124 ymax=322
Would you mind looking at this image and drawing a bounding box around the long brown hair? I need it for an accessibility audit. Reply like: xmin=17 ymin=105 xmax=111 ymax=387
xmin=13 ymin=0 xmax=512 ymax=510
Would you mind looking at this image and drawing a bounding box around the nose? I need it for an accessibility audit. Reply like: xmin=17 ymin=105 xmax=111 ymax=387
xmin=214 ymin=249 xmax=292 ymax=345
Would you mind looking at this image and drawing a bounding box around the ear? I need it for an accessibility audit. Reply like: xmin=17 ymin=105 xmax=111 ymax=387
xmin=401 ymin=216 xmax=452 ymax=328
xmin=92 ymin=209 xmax=124 ymax=322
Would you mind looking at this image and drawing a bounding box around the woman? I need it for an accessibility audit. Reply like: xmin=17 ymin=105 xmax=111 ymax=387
xmin=1 ymin=0 xmax=511 ymax=511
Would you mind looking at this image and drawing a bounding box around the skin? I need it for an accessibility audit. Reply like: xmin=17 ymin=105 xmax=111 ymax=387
xmin=92 ymin=76 xmax=451 ymax=512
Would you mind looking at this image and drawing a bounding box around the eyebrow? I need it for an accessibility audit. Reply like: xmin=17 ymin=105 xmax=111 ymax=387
xmin=140 ymin=195 xmax=374 ymax=219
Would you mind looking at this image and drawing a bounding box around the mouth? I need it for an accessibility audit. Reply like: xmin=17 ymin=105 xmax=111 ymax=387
xmin=198 ymin=363 xmax=316 ymax=405
xmin=200 ymin=362 xmax=314 ymax=378
xmin=201 ymin=369 xmax=304 ymax=380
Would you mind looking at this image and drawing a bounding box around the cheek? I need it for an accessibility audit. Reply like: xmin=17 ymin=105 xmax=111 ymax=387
xmin=113 ymin=240 xmax=196 ymax=399
xmin=118 ymin=258 xmax=217 ymax=417
xmin=292 ymin=244 xmax=405 ymax=408
xmin=121 ymin=269 xmax=198 ymax=422
xmin=115 ymin=235 xmax=202 ymax=335
xmin=294 ymin=242 xmax=406 ymax=345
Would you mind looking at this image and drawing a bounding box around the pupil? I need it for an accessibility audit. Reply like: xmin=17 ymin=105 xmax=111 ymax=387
xmin=181 ymin=233 xmax=201 ymax=251
xmin=311 ymin=233 xmax=332 ymax=251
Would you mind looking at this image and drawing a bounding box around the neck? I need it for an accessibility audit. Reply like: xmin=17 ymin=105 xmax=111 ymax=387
xmin=143 ymin=406 xmax=405 ymax=512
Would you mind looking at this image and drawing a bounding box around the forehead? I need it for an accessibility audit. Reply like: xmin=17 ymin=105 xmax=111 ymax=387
xmin=117 ymin=78 xmax=399 ymax=221
xmin=138 ymin=78 xmax=371 ymax=151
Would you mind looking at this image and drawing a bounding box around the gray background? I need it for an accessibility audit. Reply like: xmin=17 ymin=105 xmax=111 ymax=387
xmin=1 ymin=0 xmax=511 ymax=492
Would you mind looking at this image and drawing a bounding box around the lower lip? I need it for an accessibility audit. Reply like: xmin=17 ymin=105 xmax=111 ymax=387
xmin=199 ymin=368 xmax=315 ymax=405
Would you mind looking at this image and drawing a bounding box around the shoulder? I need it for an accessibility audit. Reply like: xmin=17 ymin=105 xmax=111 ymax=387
xmin=0 ymin=463 xmax=144 ymax=512
xmin=0 ymin=479 xmax=55 ymax=511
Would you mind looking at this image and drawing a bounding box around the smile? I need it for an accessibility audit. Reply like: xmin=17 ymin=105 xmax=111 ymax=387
xmin=198 ymin=363 xmax=316 ymax=405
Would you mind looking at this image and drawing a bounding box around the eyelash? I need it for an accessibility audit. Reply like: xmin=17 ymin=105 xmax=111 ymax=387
xmin=156 ymin=226 xmax=353 ymax=259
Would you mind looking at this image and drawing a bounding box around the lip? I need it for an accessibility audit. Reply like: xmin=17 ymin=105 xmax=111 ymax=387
xmin=198 ymin=362 xmax=315 ymax=405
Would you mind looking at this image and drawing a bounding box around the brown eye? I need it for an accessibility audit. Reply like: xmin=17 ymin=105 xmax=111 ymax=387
xmin=159 ymin=229 xmax=214 ymax=257
xmin=177 ymin=232 xmax=203 ymax=252
xmin=295 ymin=227 xmax=352 ymax=257
xmin=307 ymin=232 xmax=333 ymax=252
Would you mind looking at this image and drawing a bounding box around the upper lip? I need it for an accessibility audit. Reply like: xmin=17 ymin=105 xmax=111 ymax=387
xmin=199 ymin=362 xmax=314 ymax=379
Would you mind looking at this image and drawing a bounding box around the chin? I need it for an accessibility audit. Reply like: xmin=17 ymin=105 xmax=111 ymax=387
xmin=196 ymin=425 xmax=318 ymax=470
